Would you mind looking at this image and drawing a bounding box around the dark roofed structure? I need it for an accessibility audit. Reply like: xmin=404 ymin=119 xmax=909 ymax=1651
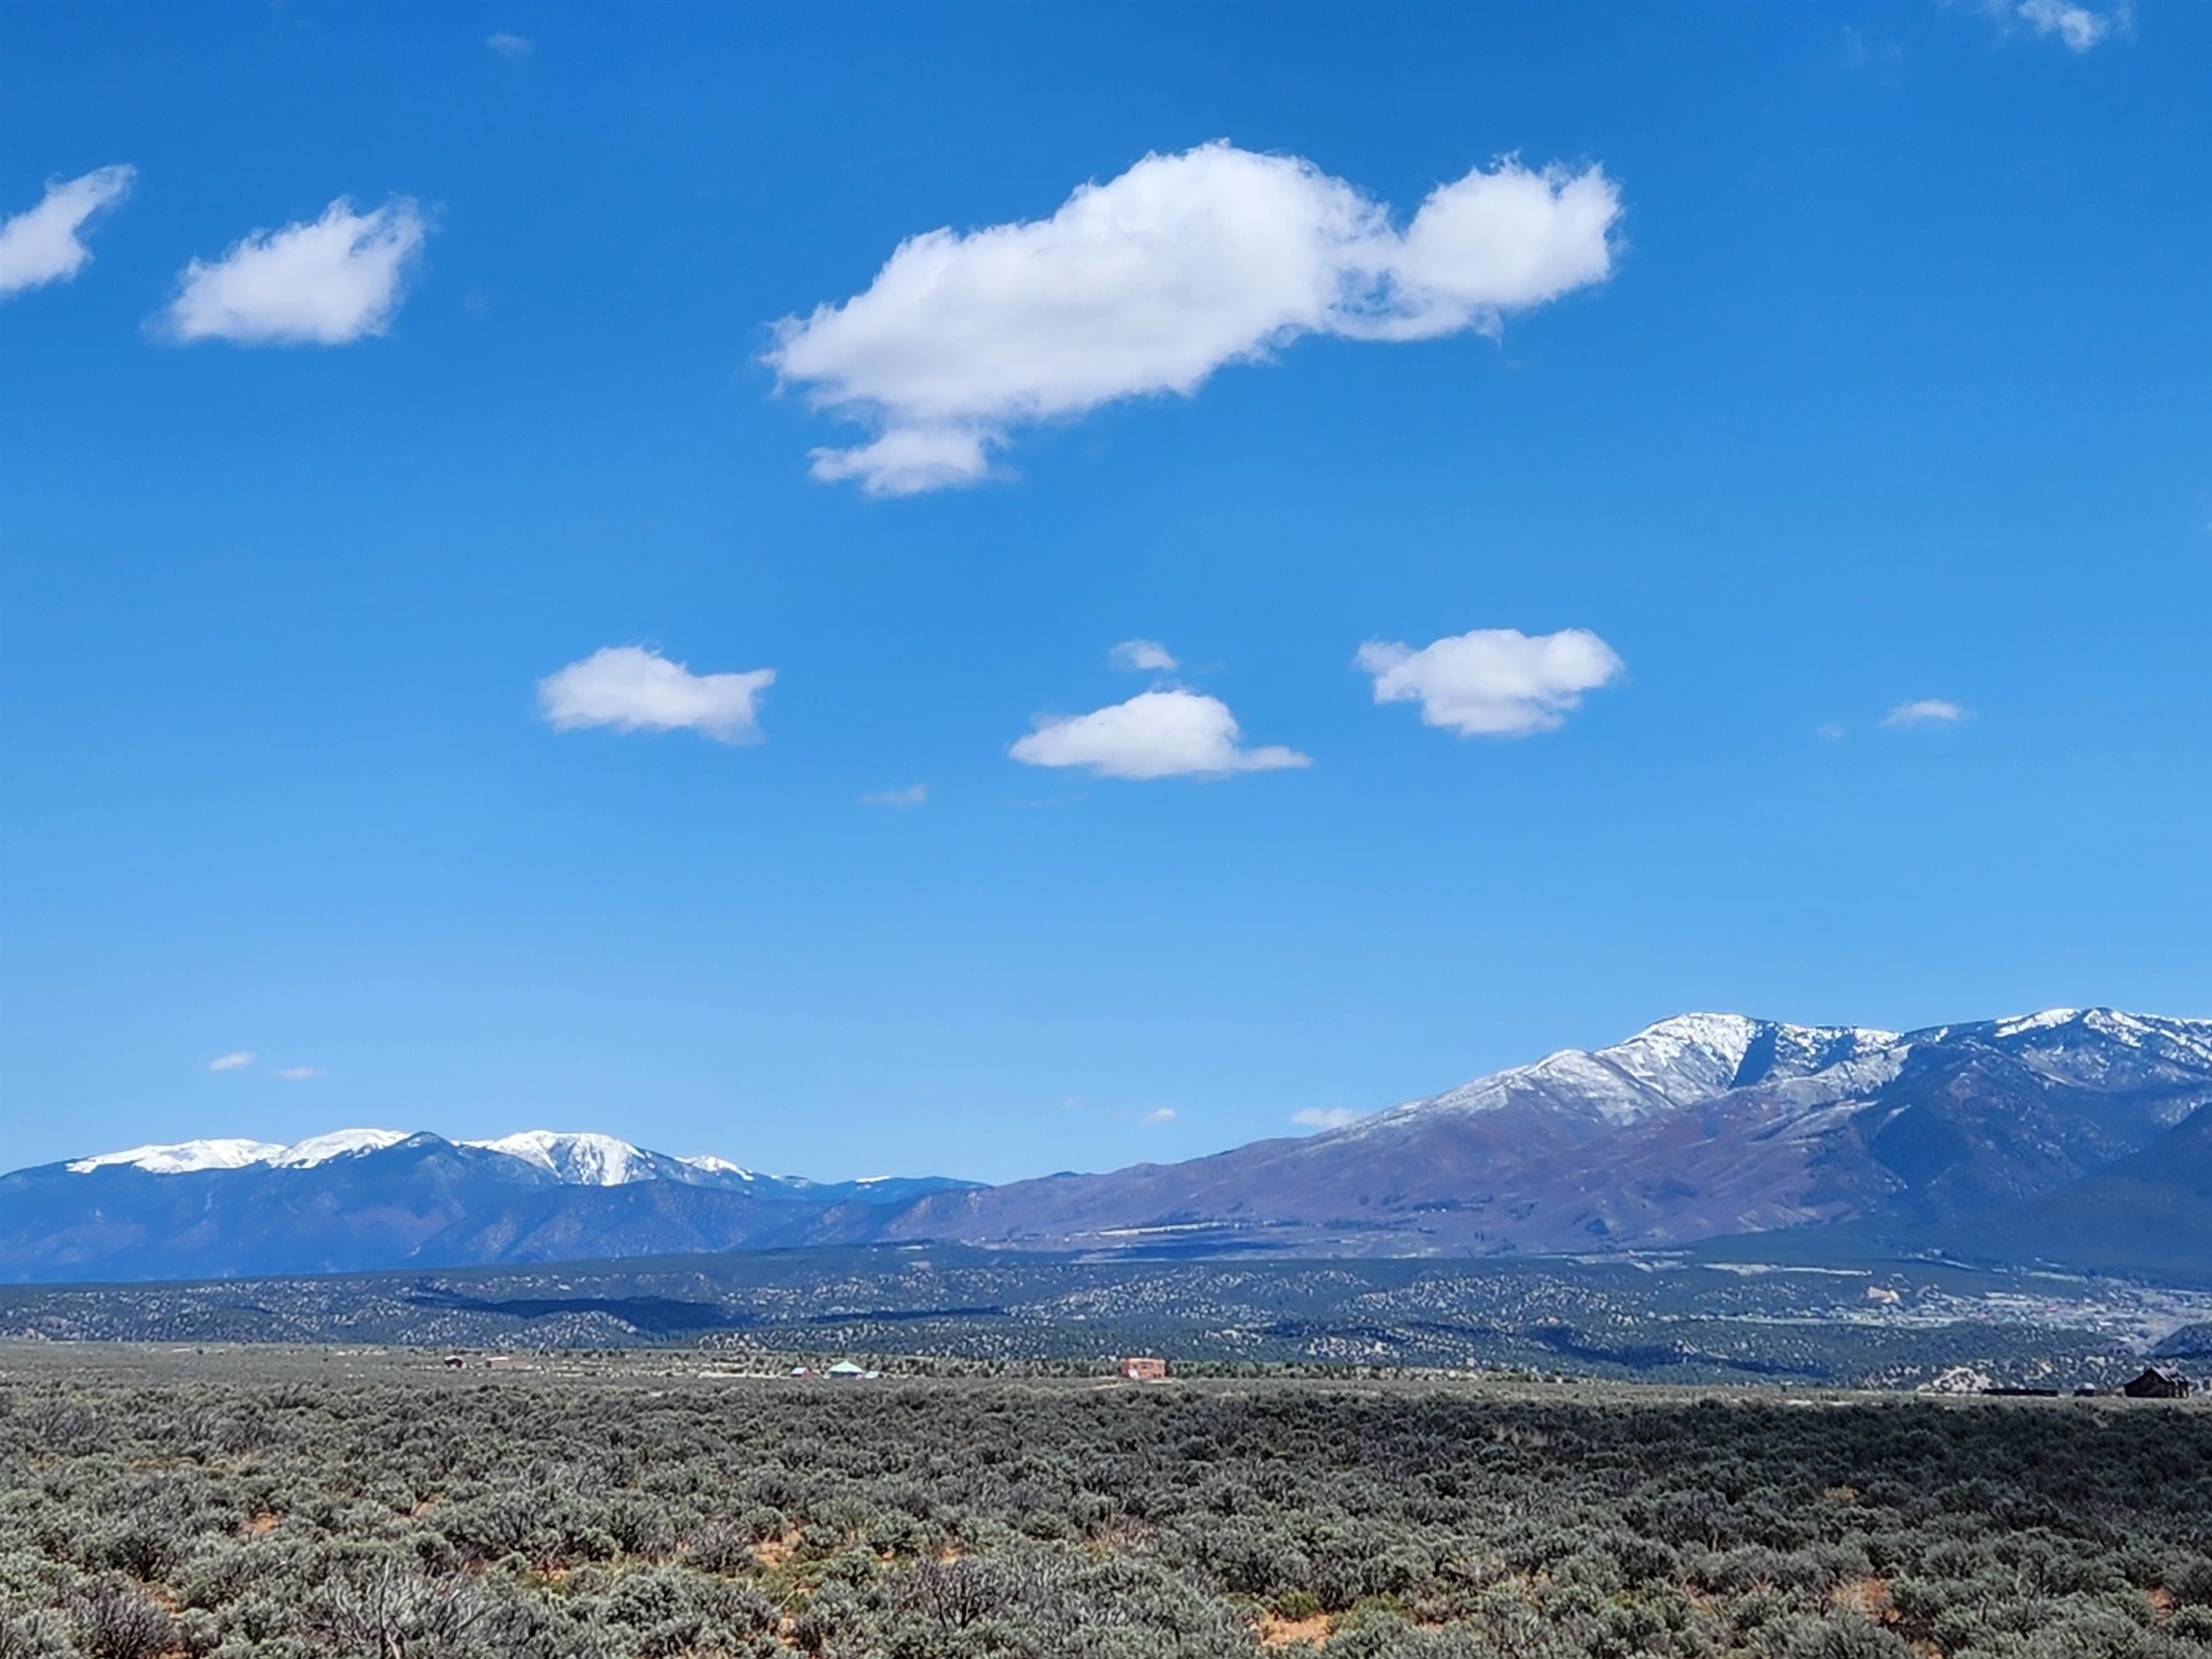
xmin=2121 ymin=1364 xmax=2192 ymax=1399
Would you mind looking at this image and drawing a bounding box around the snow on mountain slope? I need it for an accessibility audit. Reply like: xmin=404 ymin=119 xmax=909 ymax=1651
xmin=680 ymin=1155 xmax=755 ymax=1179
xmin=66 ymin=1138 xmax=287 ymax=1175
xmin=1352 ymin=1014 xmax=1902 ymax=1135
xmin=60 ymin=1128 xmax=734 ymax=1187
xmin=462 ymin=1131 xmax=653 ymax=1186
xmin=66 ymin=1129 xmax=425 ymax=1176
xmin=43 ymin=1126 xmax=976 ymax=1202
xmin=269 ymin=1129 xmax=413 ymax=1167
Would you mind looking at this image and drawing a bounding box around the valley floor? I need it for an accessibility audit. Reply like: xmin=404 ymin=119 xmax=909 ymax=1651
xmin=2 ymin=1344 xmax=2209 ymax=1658
xmin=4 ymin=1248 xmax=2209 ymax=1390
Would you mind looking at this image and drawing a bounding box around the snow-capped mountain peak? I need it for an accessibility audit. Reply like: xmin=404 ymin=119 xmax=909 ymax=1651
xmin=461 ymin=1130 xmax=652 ymax=1186
xmin=1993 ymin=1007 xmax=2082 ymax=1037
xmin=268 ymin=1128 xmax=413 ymax=1168
xmin=680 ymin=1154 xmax=755 ymax=1179
xmin=1595 ymin=1013 xmax=1765 ymax=1100
xmin=67 ymin=1138 xmax=287 ymax=1176
xmin=64 ymin=1130 xmax=415 ymax=1176
xmin=1359 ymin=1013 xmax=1907 ymax=1135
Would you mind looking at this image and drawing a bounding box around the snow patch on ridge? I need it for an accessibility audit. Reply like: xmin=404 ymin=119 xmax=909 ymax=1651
xmin=66 ymin=1130 xmax=413 ymax=1176
xmin=1349 ymin=1014 xmax=1910 ymax=1136
xmin=1995 ymin=1008 xmax=2082 ymax=1037
xmin=67 ymin=1138 xmax=287 ymax=1175
xmin=680 ymin=1154 xmax=755 ymax=1179
xmin=462 ymin=1130 xmax=651 ymax=1186
xmin=269 ymin=1128 xmax=412 ymax=1167
xmin=57 ymin=1126 xmax=764 ymax=1187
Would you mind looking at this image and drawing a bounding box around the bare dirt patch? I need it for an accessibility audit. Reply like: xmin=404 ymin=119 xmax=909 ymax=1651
xmin=1257 ymin=1611 xmax=1331 ymax=1647
xmin=1830 ymin=1577 xmax=1896 ymax=1622
xmin=752 ymin=1533 xmax=797 ymax=1567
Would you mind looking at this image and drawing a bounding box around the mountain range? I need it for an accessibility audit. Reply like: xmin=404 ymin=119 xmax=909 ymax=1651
xmin=6 ymin=1007 xmax=2208 ymax=1285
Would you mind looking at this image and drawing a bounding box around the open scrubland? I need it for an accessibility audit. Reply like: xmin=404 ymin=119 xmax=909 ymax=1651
xmin=2 ymin=1346 xmax=2208 ymax=1659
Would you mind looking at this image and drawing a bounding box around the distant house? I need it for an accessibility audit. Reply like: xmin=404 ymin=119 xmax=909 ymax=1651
xmin=442 ymin=1354 xmax=467 ymax=1370
xmin=487 ymin=1354 xmax=534 ymax=1372
xmin=2122 ymin=1364 xmax=2192 ymax=1399
xmin=1120 ymin=1356 xmax=1168 ymax=1382
xmin=826 ymin=1359 xmax=868 ymax=1380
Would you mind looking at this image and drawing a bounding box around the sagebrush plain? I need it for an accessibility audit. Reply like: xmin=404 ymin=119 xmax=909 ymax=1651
xmin=3 ymin=1345 xmax=2208 ymax=1658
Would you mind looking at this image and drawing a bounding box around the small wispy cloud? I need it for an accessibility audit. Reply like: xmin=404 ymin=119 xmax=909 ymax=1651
xmin=1841 ymin=25 xmax=1905 ymax=78
xmin=2006 ymin=0 xmax=2128 ymax=53
xmin=485 ymin=31 xmax=534 ymax=57
xmin=1140 ymin=1107 xmax=1178 ymax=1125
xmin=0 ymin=165 xmax=135 ymax=300
xmin=1011 ymin=688 xmax=1309 ymax=781
xmin=161 ymin=197 xmax=428 ymax=346
xmin=1358 ymin=626 xmax=1624 ymax=737
xmin=1815 ymin=721 xmax=1845 ymax=740
xmin=539 ymin=645 xmax=775 ymax=743
xmin=1883 ymin=698 xmax=1968 ymax=727
xmin=1292 ymin=1106 xmax=1361 ymax=1130
xmin=207 ymin=1051 xmax=256 ymax=1073
xmin=863 ymin=783 xmax=928 ymax=808
xmin=1109 ymin=639 xmax=1179 ymax=673
xmin=276 ymin=1066 xmax=322 ymax=1082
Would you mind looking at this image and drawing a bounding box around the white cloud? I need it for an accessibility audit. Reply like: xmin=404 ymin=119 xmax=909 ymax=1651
xmin=1010 ymin=688 xmax=1310 ymax=781
xmin=2007 ymin=0 xmax=2126 ymax=52
xmin=864 ymin=783 xmax=928 ymax=808
xmin=1883 ymin=698 xmax=1968 ymax=727
xmin=539 ymin=645 xmax=775 ymax=743
xmin=1357 ymin=627 xmax=1624 ymax=737
xmin=207 ymin=1051 xmax=256 ymax=1072
xmin=1292 ymin=1106 xmax=1362 ymax=1130
xmin=0 ymin=165 xmax=135 ymax=300
xmin=804 ymin=424 xmax=994 ymax=495
xmin=1109 ymin=639 xmax=1179 ymax=673
xmin=1140 ymin=1107 xmax=1178 ymax=1125
xmin=767 ymin=142 xmax=1621 ymax=493
xmin=276 ymin=1066 xmax=322 ymax=1082
xmin=486 ymin=31 xmax=534 ymax=56
xmin=1816 ymin=721 xmax=1845 ymax=740
xmin=161 ymin=197 xmax=428 ymax=346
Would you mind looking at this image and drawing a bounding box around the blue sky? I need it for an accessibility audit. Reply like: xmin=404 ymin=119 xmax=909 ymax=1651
xmin=2 ymin=1 xmax=2206 ymax=1180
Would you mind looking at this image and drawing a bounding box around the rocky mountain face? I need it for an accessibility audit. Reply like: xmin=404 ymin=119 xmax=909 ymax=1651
xmin=4 ymin=1009 xmax=2207 ymax=1282
xmin=877 ymin=1009 xmax=2212 ymax=1256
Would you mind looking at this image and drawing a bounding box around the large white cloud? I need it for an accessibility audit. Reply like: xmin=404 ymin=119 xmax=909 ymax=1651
xmin=161 ymin=197 xmax=428 ymax=345
xmin=0 ymin=166 xmax=135 ymax=300
xmin=1010 ymin=688 xmax=1310 ymax=780
xmin=539 ymin=646 xmax=775 ymax=743
xmin=1357 ymin=627 xmax=1624 ymax=737
xmin=768 ymin=143 xmax=1621 ymax=494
